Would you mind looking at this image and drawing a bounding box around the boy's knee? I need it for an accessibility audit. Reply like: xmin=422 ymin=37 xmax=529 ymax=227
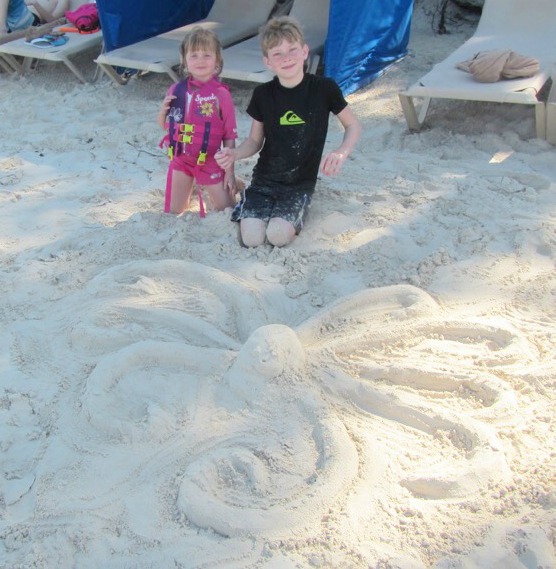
xmin=266 ymin=218 xmax=296 ymax=247
xmin=240 ymin=218 xmax=267 ymax=247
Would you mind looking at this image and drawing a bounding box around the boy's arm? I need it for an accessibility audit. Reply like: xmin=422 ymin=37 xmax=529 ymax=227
xmin=320 ymin=107 xmax=362 ymax=176
xmin=215 ymin=119 xmax=264 ymax=170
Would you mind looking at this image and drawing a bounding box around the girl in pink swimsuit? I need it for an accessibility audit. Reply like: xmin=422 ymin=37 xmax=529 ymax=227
xmin=158 ymin=27 xmax=238 ymax=215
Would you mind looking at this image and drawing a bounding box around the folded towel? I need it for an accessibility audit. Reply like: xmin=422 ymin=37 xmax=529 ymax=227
xmin=457 ymin=49 xmax=540 ymax=83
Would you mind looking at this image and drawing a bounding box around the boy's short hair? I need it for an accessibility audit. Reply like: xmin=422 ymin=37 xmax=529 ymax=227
xmin=180 ymin=26 xmax=224 ymax=75
xmin=259 ymin=16 xmax=305 ymax=56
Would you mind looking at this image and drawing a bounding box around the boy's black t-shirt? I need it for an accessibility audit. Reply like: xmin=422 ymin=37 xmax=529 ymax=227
xmin=246 ymin=73 xmax=347 ymax=194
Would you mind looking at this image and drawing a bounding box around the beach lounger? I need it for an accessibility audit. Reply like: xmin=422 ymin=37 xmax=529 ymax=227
xmin=94 ymin=0 xmax=278 ymax=85
xmin=0 ymin=2 xmax=102 ymax=83
xmin=219 ymin=0 xmax=329 ymax=83
xmin=398 ymin=0 xmax=556 ymax=140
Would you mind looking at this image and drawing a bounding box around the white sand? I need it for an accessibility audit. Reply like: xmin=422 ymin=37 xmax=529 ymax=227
xmin=1 ymin=2 xmax=555 ymax=567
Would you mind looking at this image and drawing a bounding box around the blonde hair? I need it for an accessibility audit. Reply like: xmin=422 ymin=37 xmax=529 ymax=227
xmin=259 ymin=16 xmax=305 ymax=56
xmin=180 ymin=26 xmax=224 ymax=76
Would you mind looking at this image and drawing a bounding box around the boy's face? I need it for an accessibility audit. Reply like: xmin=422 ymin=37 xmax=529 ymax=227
xmin=263 ymin=39 xmax=309 ymax=85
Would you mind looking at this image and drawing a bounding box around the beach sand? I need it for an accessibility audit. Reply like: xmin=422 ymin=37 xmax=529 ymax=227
xmin=1 ymin=1 xmax=555 ymax=567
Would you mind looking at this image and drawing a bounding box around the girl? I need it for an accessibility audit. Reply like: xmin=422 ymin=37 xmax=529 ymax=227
xmin=157 ymin=26 xmax=238 ymax=215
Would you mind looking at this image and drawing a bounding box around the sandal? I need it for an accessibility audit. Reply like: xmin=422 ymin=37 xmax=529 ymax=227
xmin=26 ymin=33 xmax=68 ymax=48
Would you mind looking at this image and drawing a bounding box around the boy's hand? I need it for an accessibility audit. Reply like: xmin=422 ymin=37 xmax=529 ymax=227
xmin=320 ymin=151 xmax=347 ymax=176
xmin=215 ymin=148 xmax=236 ymax=170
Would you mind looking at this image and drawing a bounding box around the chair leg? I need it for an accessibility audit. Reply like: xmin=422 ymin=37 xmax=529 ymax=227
xmin=0 ymin=54 xmax=15 ymax=73
xmin=21 ymin=57 xmax=35 ymax=73
xmin=534 ymin=102 xmax=546 ymax=139
xmin=96 ymin=61 xmax=128 ymax=85
xmin=2 ymin=53 xmax=23 ymax=73
xmin=399 ymin=93 xmax=431 ymax=131
xmin=61 ymin=57 xmax=88 ymax=83
xmin=546 ymin=79 xmax=556 ymax=145
xmin=160 ymin=64 xmax=180 ymax=83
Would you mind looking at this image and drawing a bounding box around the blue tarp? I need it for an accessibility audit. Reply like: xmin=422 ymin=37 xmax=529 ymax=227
xmin=95 ymin=0 xmax=413 ymax=96
xmin=325 ymin=0 xmax=413 ymax=95
xmin=96 ymin=0 xmax=214 ymax=53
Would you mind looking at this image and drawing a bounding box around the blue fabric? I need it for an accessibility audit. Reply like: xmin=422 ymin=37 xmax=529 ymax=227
xmin=96 ymin=0 xmax=214 ymax=52
xmin=325 ymin=0 xmax=414 ymax=95
xmin=7 ymin=0 xmax=35 ymax=32
xmin=95 ymin=0 xmax=414 ymax=95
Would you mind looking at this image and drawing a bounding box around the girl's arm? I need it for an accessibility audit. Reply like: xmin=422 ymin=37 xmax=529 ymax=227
xmin=222 ymin=138 xmax=237 ymax=197
xmin=320 ymin=106 xmax=362 ymax=176
xmin=215 ymin=119 xmax=264 ymax=170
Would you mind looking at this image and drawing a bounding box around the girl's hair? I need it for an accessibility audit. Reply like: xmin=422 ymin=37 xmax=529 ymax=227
xmin=180 ymin=26 xmax=224 ymax=76
xmin=259 ymin=16 xmax=305 ymax=56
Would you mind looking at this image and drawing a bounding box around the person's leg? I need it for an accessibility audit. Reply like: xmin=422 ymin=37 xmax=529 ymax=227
xmin=0 ymin=0 xmax=10 ymax=34
xmin=231 ymin=185 xmax=273 ymax=247
xmin=204 ymin=181 xmax=234 ymax=211
xmin=266 ymin=217 xmax=296 ymax=247
xmin=4 ymin=0 xmax=35 ymax=32
xmin=266 ymin=190 xmax=312 ymax=247
xmin=240 ymin=218 xmax=267 ymax=247
xmin=169 ymin=169 xmax=194 ymax=214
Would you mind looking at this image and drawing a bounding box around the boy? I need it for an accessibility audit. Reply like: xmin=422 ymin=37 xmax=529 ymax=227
xmin=215 ymin=16 xmax=361 ymax=248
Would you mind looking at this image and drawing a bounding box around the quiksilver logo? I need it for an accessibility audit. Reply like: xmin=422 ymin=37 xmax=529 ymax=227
xmin=279 ymin=111 xmax=305 ymax=125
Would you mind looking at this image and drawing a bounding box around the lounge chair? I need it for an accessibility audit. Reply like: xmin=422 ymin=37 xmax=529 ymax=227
xmin=0 ymin=1 xmax=102 ymax=83
xmin=219 ymin=0 xmax=330 ymax=83
xmin=398 ymin=0 xmax=556 ymax=140
xmin=94 ymin=0 xmax=277 ymax=85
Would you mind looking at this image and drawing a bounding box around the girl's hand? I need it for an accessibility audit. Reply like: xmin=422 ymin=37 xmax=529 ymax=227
xmin=224 ymin=171 xmax=236 ymax=199
xmin=320 ymin=151 xmax=347 ymax=176
xmin=157 ymin=95 xmax=176 ymax=128
xmin=161 ymin=94 xmax=176 ymax=113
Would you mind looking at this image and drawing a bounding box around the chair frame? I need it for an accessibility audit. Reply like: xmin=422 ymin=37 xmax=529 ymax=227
xmin=0 ymin=2 xmax=102 ymax=83
xmin=0 ymin=29 xmax=102 ymax=83
xmin=398 ymin=0 xmax=556 ymax=141
xmin=218 ymin=0 xmax=330 ymax=84
xmin=94 ymin=0 xmax=278 ymax=85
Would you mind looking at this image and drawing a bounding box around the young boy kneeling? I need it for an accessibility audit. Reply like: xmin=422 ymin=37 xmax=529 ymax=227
xmin=215 ymin=16 xmax=361 ymax=248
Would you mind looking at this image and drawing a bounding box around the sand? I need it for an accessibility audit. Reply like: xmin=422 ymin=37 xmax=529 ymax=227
xmin=0 ymin=1 xmax=555 ymax=567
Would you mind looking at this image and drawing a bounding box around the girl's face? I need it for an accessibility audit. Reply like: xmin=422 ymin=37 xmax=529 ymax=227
xmin=184 ymin=48 xmax=218 ymax=82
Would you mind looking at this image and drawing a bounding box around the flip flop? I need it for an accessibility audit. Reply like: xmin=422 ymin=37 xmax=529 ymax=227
xmin=26 ymin=34 xmax=68 ymax=48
